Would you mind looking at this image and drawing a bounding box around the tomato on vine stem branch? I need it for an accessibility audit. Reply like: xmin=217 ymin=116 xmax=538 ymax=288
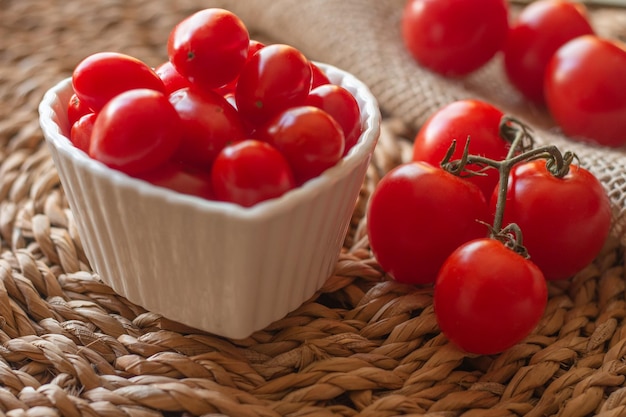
xmin=490 ymin=159 xmax=611 ymax=280
xmin=434 ymin=236 xmax=547 ymax=355
xmin=366 ymin=161 xmax=490 ymax=285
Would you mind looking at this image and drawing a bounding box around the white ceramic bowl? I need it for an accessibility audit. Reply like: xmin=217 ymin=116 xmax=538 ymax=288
xmin=39 ymin=63 xmax=380 ymax=339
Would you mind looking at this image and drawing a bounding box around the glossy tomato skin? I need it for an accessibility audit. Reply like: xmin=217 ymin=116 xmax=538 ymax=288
xmin=167 ymin=8 xmax=249 ymax=90
xmin=70 ymin=112 xmax=96 ymax=154
xmin=72 ymin=52 xmax=166 ymax=112
xmin=412 ymin=100 xmax=509 ymax=200
xmin=211 ymin=139 xmax=296 ymax=207
xmin=256 ymin=106 xmax=345 ymax=185
xmin=155 ymin=61 xmax=192 ymax=95
xmin=504 ymin=0 xmax=594 ymax=104
xmin=90 ymin=89 xmax=182 ymax=175
xmin=67 ymin=93 xmax=92 ymax=126
xmin=306 ymin=84 xmax=362 ymax=156
xmin=544 ymin=35 xmax=626 ymax=147
xmin=215 ymin=40 xmax=265 ymax=98
xmin=401 ymin=0 xmax=509 ymax=76
xmin=491 ymin=160 xmax=611 ymax=280
xmin=310 ymin=62 xmax=331 ymax=88
xmin=136 ymin=162 xmax=214 ymax=200
xmin=169 ymin=87 xmax=245 ymax=169
xmin=235 ymin=44 xmax=312 ymax=127
xmin=367 ymin=161 xmax=490 ymax=285
xmin=434 ymin=238 xmax=547 ymax=355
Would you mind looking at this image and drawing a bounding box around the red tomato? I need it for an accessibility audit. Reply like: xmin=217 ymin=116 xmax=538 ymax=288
xmin=167 ymin=8 xmax=250 ymax=90
xmin=67 ymin=93 xmax=92 ymax=126
xmin=235 ymin=44 xmax=312 ymax=127
xmin=401 ymin=0 xmax=509 ymax=76
xmin=169 ymin=87 xmax=245 ymax=169
xmin=155 ymin=61 xmax=191 ymax=95
xmin=90 ymin=89 xmax=182 ymax=175
xmin=306 ymin=84 xmax=362 ymax=156
xmin=434 ymin=238 xmax=547 ymax=355
xmin=215 ymin=40 xmax=265 ymax=98
xmin=136 ymin=162 xmax=214 ymax=200
xmin=544 ymin=35 xmax=626 ymax=147
xmin=367 ymin=161 xmax=490 ymax=285
xmin=211 ymin=140 xmax=296 ymax=207
xmin=72 ymin=52 xmax=166 ymax=112
xmin=256 ymin=106 xmax=345 ymax=185
xmin=504 ymin=0 xmax=594 ymax=104
xmin=412 ymin=100 xmax=510 ymax=199
xmin=70 ymin=112 xmax=96 ymax=154
xmin=310 ymin=62 xmax=331 ymax=89
xmin=491 ymin=159 xmax=611 ymax=280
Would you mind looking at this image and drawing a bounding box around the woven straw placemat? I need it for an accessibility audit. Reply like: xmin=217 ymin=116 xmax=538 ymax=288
xmin=2 ymin=1 xmax=626 ymax=416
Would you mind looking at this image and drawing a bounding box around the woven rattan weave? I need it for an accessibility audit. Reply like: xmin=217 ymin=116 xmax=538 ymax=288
xmin=3 ymin=1 xmax=626 ymax=416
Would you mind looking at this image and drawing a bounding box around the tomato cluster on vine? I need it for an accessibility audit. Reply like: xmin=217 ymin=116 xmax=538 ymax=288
xmin=401 ymin=0 xmax=626 ymax=148
xmin=367 ymin=99 xmax=612 ymax=355
xmin=67 ymin=8 xmax=362 ymax=207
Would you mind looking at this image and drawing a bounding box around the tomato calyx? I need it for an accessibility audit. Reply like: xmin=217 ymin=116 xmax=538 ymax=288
xmin=441 ymin=116 xmax=577 ymax=236
xmin=481 ymin=221 xmax=529 ymax=259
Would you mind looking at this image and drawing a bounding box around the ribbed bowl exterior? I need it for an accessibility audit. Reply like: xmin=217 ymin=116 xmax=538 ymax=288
xmin=39 ymin=63 xmax=381 ymax=339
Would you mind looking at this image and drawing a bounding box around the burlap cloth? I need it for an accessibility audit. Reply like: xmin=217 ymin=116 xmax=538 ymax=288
xmin=3 ymin=0 xmax=626 ymax=416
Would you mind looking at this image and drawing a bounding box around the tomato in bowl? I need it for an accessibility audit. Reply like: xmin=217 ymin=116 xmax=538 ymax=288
xmin=39 ymin=63 xmax=380 ymax=339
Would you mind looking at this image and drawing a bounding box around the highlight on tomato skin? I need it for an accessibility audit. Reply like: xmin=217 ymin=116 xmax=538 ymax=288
xmin=544 ymin=35 xmax=626 ymax=148
xmin=434 ymin=237 xmax=548 ymax=355
xmin=70 ymin=112 xmax=96 ymax=154
xmin=489 ymin=159 xmax=612 ymax=281
xmin=167 ymin=8 xmax=250 ymax=90
xmin=411 ymin=99 xmax=509 ymax=200
xmin=62 ymin=8 xmax=371 ymax=208
xmin=503 ymin=0 xmax=594 ymax=104
xmin=306 ymin=84 xmax=362 ymax=156
xmin=89 ymin=88 xmax=183 ymax=176
xmin=168 ymin=87 xmax=246 ymax=169
xmin=366 ymin=161 xmax=490 ymax=286
xmin=256 ymin=105 xmax=346 ymax=185
xmin=235 ymin=43 xmax=313 ymax=127
xmin=155 ymin=61 xmax=192 ymax=95
xmin=401 ymin=0 xmax=510 ymax=77
xmin=72 ymin=52 xmax=167 ymax=112
xmin=136 ymin=161 xmax=215 ymax=201
xmin=210 ymin=139 xmax=296 ymax=208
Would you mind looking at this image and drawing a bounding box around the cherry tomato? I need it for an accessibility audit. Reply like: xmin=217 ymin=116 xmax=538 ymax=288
xmin=215 ymin=40 xmax=266 ymax=98
xmin=256 ymin=106 xmax=345 ymax=185
xmin=306 ymin=84 xmax=362 ymax=156
xmin=367 ymin=161 xmax=490 ymax=285
xmin=72 ymin=52 xmax=166 ymax=112
xmin=169 ymin=87 xmax=245 ymax=169
xmin=70 ymin=112 xmax=96 ymax=154
xmin=136 ymin=162 xmax=214 ymax=200
xmin=155 ymin=61 xmax=191 ymax=95
xmin=504 ymin=0 xmax=594 ymax=104
xmin=401 ymin=0 xmax=509 ymax=76
xmin=67 ymin=93 xmax=92 ymax=126
xmin=211 ymin=139 xmax=296 ymax=207
xmin=310 ymin=62 xmax=331 ymax=88
xmin=167 ymin=8 xmax=250 ymax=90
xmin=544 ymin=35 xmax=626 ymax=147
xmin=434 ymin=238 xmax=547 ymax=355
xmin=491 ymin=159 xmax=611 ymax=280
xmin=412 ymin=100 xmax=510 ymax=200
xmin=235 ymin=44 xmax=312 ymax=127
xmin=90 ymin=89 xmax=182 ymax=175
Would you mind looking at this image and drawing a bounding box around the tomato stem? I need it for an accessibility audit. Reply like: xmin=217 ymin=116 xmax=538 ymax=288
xmin=442 ymin=117 xmax=576 ymax=242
